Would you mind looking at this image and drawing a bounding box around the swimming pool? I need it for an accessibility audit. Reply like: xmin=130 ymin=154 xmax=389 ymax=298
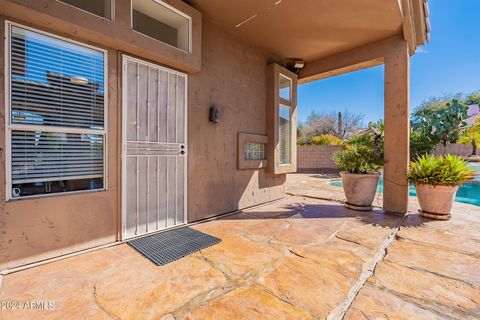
xmin=328 ymin=163 xmax=480 ymax=207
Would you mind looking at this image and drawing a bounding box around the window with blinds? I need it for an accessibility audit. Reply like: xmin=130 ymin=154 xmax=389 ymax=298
xmin=279 ymin=105 xmax=291 ymax=165
xmin=7 ymin=24 xmax=107 ymax=199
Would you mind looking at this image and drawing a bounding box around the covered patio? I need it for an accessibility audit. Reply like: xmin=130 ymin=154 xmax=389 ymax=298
xmin=191 ymin=0 xmax=430 ymax=215
xmin=4 ymin=1 xmax=470 ymax=319
xmin=0 ymin=0 xmax=430 ymax=270
xmin=1 ymin=192 xmax=479 ymax=319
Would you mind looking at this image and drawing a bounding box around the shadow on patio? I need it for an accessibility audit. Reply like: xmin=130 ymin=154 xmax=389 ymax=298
xmin=226 ymin=201 xmax=403 ymax=229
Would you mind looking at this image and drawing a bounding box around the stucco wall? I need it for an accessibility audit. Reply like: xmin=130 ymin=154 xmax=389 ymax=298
xmin=297 ymin=145 xmax=343 ymax=173
xmin=0 ymin=0 xmax=202 ymax=73
xmin=187 ymin=21 xmax=285 ymax=222
xmin=434 ymin=143 xmax=473 ymax=157
xmin=0 ymin=26 xmax=120 ymax=269
xmin=0 ymin=14 xmax=285 ymax=269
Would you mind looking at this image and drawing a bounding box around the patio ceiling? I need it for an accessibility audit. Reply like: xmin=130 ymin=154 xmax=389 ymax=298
xmin=185 ymin=0 xmax=429 ymax=63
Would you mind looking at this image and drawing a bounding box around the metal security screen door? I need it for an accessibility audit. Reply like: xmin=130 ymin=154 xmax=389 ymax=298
xmin=122 ymin=56 xmax=187 ymax=239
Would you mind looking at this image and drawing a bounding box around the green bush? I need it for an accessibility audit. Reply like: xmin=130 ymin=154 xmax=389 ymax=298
xmin=297 ymin=137 xmax=308 ymax=146
xmin=311 ymin=134 xmax=344 ymax=145
xmin=332 ymin=143 xmax=384 ymax=174
xmin=346 ymin=134 xmax=371 ymax=146
xmin=407 ymin=154 xmax=476 ymax=186
xmin=410 ymin=129 xmax=436 ymax=160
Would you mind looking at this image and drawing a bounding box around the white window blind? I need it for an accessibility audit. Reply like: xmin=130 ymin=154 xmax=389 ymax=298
xmin=11 ymin=131 xmax=104 ymax=184
xmin=7 ymin=24 xmax=106 ymax=198
xmin=279 ymin=105 xmax=291 ymax=165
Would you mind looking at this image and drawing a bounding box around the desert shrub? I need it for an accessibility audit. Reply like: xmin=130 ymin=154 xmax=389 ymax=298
xmin=346 ymin=134 xmax=371 ymax=146
xmin=311 ymin=134 xmax=344 ymax=145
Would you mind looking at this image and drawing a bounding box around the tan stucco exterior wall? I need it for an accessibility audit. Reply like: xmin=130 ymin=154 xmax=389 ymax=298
xmin=0 ymin=0 xmax=202 ymax=73
xmin=0 ymin=9 xmax=285 ymax=269
xmin=187 ymin=21 xmax=285 ymax=222
xmin=0 ymin=20 xmax=121 ymax=269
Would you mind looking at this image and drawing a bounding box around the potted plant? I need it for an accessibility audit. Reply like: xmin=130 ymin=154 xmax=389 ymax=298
xmin=408 ymin=154 xmax=476 ymax=220
xmin=332 ymin=143 xmax=384 ymax=211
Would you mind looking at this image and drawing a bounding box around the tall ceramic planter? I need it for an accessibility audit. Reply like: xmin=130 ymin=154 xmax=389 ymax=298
xmin=340 ymin=172 xmax=380 ymax=211
xmin=414 ymin=183 xmax=458 ymax=220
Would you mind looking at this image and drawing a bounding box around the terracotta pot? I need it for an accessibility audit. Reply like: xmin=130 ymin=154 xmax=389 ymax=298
xmin=414 ymin=183 xmax=458 ymax=217
xmin=340 ymin=172 xmax=380 ymax=210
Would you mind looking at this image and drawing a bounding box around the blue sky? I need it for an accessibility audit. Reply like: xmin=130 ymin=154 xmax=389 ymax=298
xmin=298 ymin=0 xmax=480 ymax=125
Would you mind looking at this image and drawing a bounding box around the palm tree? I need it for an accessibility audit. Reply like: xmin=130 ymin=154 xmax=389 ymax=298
xmin=365 ymin=120 xmax=384 ymax=158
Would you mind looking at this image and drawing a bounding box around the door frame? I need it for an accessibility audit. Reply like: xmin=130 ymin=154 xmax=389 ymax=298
xmin=121 ymin=54 xmax=188 ymax=241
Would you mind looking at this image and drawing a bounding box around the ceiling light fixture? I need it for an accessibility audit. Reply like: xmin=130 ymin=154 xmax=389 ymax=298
xmin=293 ymin=60 xmax=305 ymax=69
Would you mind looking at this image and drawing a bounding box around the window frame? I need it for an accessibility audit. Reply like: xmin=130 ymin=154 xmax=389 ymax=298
xmin=279 ymin=74 xmax=292 ymax=102
xmin=4 ymin=21 xmax=109 ymax=201
xmin=57 ymin=0 xmax=115 ymax=21
xmin=267 ymin=63 xmax=297 ymax=174
xmin=130 ymin=0 xmax=193 ymax=53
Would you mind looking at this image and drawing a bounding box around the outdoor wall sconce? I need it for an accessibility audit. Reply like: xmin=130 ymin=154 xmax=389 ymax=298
xmin=209 ymin=105 xmax=220 ymax=123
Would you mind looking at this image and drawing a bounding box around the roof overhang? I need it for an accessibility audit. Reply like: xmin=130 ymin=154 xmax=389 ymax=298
xmin=185 ymin=0 xmax=429 ymax=65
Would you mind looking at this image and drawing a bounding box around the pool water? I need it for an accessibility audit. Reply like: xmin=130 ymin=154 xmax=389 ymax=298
xmin=329 ymin=163 xmax=480 ymax=207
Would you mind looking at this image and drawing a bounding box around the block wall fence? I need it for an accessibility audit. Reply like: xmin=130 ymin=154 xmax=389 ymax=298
xmin=434 ymin=144 xmax=474 ymax=157
xmin=297 ymin=145 xmax=343 ymax=173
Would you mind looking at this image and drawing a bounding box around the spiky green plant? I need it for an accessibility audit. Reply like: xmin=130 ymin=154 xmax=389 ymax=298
xmin=332 ymin=143 xmax=383 ymax=174
xmin=407 ymin=154 xmax=476 ymax=186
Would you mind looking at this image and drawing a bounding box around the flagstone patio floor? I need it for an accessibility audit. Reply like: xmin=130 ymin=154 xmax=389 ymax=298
xmin=1 ymin=194 xmax=479 ymax=319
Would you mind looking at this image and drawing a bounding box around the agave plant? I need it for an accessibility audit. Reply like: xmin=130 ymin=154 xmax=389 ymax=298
xmin=407 ymin=154 xmax=476 ymax=186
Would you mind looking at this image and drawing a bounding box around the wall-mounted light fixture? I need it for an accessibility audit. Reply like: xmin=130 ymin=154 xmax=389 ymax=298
xmin=209 ymin=105 xmax=220 ymax=123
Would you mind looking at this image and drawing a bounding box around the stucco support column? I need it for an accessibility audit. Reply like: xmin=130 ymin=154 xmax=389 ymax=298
xmin=383 ymin=39 xmax=410 ymax=214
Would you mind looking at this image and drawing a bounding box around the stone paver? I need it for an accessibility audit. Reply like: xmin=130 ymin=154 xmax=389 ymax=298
xmin=288 ymin=173 xmax=480 ymax=319
xmin=346 ymin=208 xmax=480 ymax=319
xmin=368 ymin=261 xmax=480 ymax=319
xmin=0 ymin=196 xmax=403 ymax=319
xmin=258 ymin=250 xmax=363 ymax=318
xmin=385 ymin=238 xmax=480 ymax=286
xmin=183 ymin=287 xmax=315 ymax=320
xmin=344 ymin=284 xmax=451 ymax=320
xmin=1 ymin=180 xmax=479 ymax=319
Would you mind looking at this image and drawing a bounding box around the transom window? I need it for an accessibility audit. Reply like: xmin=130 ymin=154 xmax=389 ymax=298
xmin=132 ymin=0 xmax=191 ymax=52
xmin=279 ymin=74 xmax=292 ymax=101
xmin=59 ymin=0 xmax=113 ymax=20
xmin=6 ymin=23 xmax=107 ymax=199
